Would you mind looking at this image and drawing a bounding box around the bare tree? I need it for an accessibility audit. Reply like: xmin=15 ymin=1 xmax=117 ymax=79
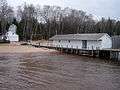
xmin=0 ymin=0 xmax=14 ymax=34
xmin=17 ymin=4 xmax=36 ymax=40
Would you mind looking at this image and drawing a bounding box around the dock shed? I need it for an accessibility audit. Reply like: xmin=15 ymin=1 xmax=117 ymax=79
xmin=50 ymin=33 xmax=112 ymax=50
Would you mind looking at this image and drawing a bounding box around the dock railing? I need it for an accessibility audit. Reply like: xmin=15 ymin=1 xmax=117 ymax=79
xmin=30 ymin=40 xmax=120 ymax=61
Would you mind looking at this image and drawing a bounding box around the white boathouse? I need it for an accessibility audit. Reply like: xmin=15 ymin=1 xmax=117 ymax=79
xmin=50 ymin=33 xmax=112 ymax=50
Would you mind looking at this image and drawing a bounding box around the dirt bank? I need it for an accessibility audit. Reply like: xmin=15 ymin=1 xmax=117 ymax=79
xmin=0 ymin=44 xmax=56 ymax=53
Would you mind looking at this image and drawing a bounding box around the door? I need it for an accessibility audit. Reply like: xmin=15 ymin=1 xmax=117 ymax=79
xmin=82 ymin=40 xmax=87 ymax=49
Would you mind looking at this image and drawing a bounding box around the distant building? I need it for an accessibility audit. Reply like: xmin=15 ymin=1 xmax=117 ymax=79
xmin=0 ymin=34 xmax=10 ymax=43
xmin=5 ymin=24 xmax=19 ymax=42
xmin=50 ymin=33 xmax=112 ymax=50
xmin=112 ymin=36 xmax=120 ymax=49
xmin=0 ymin=35 xmax=4 ymax=41
xmin=0 ymin=33 xmax=5 ymax=40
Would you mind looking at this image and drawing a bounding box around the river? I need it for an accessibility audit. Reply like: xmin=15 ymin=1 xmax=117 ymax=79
xmin=0 ymin=50 xmax=120 ymax=90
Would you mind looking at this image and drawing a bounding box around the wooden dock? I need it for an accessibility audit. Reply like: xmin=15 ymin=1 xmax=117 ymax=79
xmin=30 ymin=42 xmax=120 ymax=61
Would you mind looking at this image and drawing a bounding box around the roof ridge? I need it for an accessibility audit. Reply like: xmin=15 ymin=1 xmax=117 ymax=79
xmin=50 ymin=33 xmax=109 ymax=40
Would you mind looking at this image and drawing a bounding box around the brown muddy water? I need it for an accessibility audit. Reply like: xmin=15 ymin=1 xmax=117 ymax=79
xmin=0 ymin=50 xmax=120 ymax=90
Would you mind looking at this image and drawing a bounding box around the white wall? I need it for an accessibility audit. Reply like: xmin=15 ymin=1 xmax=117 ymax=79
xmin=6 ymin=31 xmax=19 ymax=42
xmin=87 ymin=40 xmax=101 ymax=50
xmin=53 ymin=40 xmax=101 ymax=50
xmin=7 ymin=35 xmax=19 ymax=42
xmin=100 ymin=34 xmax=112 ymax=49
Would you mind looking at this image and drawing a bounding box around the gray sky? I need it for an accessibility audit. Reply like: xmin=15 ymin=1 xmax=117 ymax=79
xmin=7 ymin=0 xmax=120 ymax=20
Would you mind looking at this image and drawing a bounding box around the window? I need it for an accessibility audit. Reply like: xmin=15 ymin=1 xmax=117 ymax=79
xmin=59 ymin=40 xmax=61 ymax=42
xmin=68 ymin=40 xmax=70 ymax=43
xmin=98 ymin=39 xmax=102 ymax=41
xmin=82 ymin=40 xmax=87 ymax=49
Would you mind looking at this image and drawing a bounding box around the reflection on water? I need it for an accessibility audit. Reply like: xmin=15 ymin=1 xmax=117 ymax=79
xmin=0 ymin=51 xmax=120 ymax=90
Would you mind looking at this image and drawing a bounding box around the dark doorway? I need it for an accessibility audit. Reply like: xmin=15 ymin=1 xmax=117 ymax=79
xmin=82 ymin=40 xmax=87 ymax=49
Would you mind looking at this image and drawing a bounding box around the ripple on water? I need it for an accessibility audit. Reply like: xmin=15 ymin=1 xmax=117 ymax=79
xmin=0 ymin=52 xmax=120 ymax=90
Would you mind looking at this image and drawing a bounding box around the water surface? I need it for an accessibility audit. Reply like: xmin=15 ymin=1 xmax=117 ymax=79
xmin=0 ymin=51 xmax=120 ymax=90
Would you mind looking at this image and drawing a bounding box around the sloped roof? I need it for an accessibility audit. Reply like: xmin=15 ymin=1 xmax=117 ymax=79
xmin=50 ymin=33 xmax=108 ymax=40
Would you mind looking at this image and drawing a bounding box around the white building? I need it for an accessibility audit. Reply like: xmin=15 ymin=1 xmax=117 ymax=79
xmin=49 ymin=33 xmax=112 ymax=50
xmin=5 ymin=24 xmax=19 ymax=42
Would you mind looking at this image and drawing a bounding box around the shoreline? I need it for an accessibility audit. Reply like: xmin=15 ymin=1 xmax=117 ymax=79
xmin=0 ymin=44 xmax=57 ymax=53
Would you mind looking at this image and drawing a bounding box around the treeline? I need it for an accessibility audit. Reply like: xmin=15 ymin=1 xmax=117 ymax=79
xmin=0 ymin=0 xmax=120 ymax=41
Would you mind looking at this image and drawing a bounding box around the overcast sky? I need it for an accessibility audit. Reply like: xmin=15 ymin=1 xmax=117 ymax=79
xmin=7 ymin=0 xmax=120 ymax=20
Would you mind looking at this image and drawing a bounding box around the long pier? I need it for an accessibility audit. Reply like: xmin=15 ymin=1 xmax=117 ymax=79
xmin=30 ymin=42 xmax=120 ymax=61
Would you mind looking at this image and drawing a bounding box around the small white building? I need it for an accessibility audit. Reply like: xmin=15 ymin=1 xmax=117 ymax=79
xmin=5 ymin=24 xmax=19 ymax=42
xmin=50 ymin=33 xmax=112 ymax=50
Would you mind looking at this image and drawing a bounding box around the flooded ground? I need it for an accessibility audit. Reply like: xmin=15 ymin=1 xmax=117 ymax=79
xmin=0 ymin=49 xmax=120 ymax=90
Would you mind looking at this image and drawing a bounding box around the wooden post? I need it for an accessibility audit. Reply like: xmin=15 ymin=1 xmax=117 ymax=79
xmin=71 ymin=45 xmax=73 ymax=54
xmin=61 ymin=45 xmax=63 ymax=53
xmin=58 ymin=45 xmax=59 ymax=50
xmin=96 ymin=47 xmax=99 ymax=57
xmin=110 ymin=51 xmax=112 ymax=60
xmin=78 ymin=50 xmax=80 ymax=55
xmin=76 ymin=46 xmax=78 ymax=54
xmin=97 ymin=50 xmax=99 ymax=57
xmin=91 ymin=46 xmax=94 ymax=56
xmin=116 ymin=52 xmax=119 ymax=61
xmin=39 ymin=42 xmax=41 ymax=47
xmin=56 ymin=45 xmax=57 ymax=50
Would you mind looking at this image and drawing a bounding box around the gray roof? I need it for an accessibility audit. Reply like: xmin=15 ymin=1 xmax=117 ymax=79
xmin=50 ymin=33 xmax=108 ymax=41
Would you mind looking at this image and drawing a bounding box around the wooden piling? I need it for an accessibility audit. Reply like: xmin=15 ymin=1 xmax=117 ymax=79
xmin=31 ymin=43 xmax=120 ymax=61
